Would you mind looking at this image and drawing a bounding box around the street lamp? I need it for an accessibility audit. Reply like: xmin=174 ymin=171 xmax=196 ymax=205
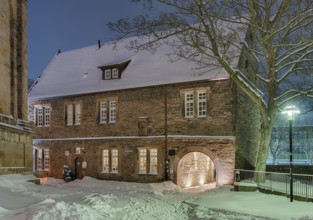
xmin=282 ymin=105 xmax=300 ymax=202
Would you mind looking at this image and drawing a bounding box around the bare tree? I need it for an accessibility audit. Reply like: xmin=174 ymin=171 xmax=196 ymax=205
xmin=108 ymin=0 xmax=313 ymax=172
xmin=269 ymin=127 xmax=288 ymax=165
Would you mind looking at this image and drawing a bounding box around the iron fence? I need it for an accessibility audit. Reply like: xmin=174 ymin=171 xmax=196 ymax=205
xmin=235 ymin=169 xmax=313 ymax=200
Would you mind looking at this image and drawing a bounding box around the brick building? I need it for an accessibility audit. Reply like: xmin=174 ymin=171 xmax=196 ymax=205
xmin=0 ymin=0 xmax=33 ymax=174
xmin=28 ymin=31 xmax=257 ymax=187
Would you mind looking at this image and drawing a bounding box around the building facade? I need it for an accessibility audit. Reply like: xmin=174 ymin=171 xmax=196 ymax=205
xmin=0 ymin=0 xmax=33 ymax=174
xmin=28 ymin=29 xmax=257 ymax=187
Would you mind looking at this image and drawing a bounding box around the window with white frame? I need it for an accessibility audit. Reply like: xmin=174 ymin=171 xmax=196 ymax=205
xmin=111 ymin=149 xmax=118 ymax=173
xmin=112 ymin=68 xmax=119 ymax=79
xmin=99 ymin=102 xmax=107 ymax=124
xmin=109 ymin=101 xmax=116 ymax=123
xmin=35 ymin=148 xmax=50 ymax=171
xmin=185 ymin=93 xmax=194 ymax=118
xmin=99 ymin=100 xmax=117 ymax=124
xmin=183 ymin=89 xmax=208 ymax=119
xmin=34 ymin=105 xmax=51 ymax=127
xmin=138 ymin=148 xmax=158 ymax=174
xmin=105 ymin=69 xmax=111 ymax=79
xmin=102 ymin=149 xmax=109 ymax=173
xmin=66 ymin=103 xmax=81 ymax=126
xmin=197 ymin=91 xmax=207 ymax=117
xmin=101 ymin=149 xmax=118 ymax=173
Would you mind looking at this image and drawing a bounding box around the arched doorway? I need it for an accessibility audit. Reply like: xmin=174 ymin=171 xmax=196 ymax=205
xmin=177 ymin=152 xmax=215 ymax=188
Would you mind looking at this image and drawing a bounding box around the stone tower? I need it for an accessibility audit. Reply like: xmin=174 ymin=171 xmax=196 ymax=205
xmin=0 ymin=0 xmax=32 ymax=173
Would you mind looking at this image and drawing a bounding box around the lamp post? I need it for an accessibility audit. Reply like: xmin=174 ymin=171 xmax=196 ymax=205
xmin=282 ymin=105 xmax=300 ymax=202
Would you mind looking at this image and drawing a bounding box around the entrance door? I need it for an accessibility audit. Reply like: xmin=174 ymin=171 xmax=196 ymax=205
xmin=177 ymin=152 xmax=215 ymax=188
xmin=75 ymin=157 xmax=83 ymax=180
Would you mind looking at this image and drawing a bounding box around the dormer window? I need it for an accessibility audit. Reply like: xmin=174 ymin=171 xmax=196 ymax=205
xmin=99 ymin=59 xmax=131 ymax=80
xmin=112 ymin=68 xmax=118 ymax=79
xmin=105 ymin=69 xmax=112 ymax=79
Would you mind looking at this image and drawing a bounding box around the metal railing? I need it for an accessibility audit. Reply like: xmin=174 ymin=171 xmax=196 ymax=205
xmin=235 ymin=169 xmax=313 ymax=200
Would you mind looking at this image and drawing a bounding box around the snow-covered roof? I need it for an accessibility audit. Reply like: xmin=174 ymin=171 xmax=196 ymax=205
xmin=29 ymin=34 xmax=240 ymax=100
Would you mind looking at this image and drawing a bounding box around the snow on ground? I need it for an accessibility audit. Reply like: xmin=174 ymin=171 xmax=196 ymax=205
xmin=0 ymin=174 xmax=312 ymax=220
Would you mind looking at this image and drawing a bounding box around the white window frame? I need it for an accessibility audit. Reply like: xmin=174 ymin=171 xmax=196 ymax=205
xmin=36 ymin=149 xmax=43 ymax=171
xmin=109 ymin=101 xmax=116 ymax=123
xmin=112 ymin=68 xmax=119 ymax=79
xmin=44 ymin=107 xmax=50 ymax=127
xmin=139 ymin=149 xmax=147 ymax=174
xmin=102 ymin=149 xmax=109 ymax=173
xmin=197 ymin=91 xmax=207 ymax=118
xmin=67 ymin=104 xmax=73 ymax=125
xmin=37 ymin=107 xmax=43 ymax=127
xmin=99 ymin=102 xmax=107 ymax=124
xmin=111 ymin=149 xmax=118 ymax=173
xmin=185 ymin=92 xmax=194 ymax=118
xmin=43 ymin=149 xmax=50 ymax=171
xmin=105 ymin=69 xmax=111 ymax=79
xmin=149 ymin=149 xmax=158 ymax=174
xmin=74 ymin=104 xmax=81 ymax=125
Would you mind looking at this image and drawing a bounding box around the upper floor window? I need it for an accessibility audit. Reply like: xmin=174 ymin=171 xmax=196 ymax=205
xmin=66 ymin=103 xmax=81 ymax=126
xmin=34 ymin=105 xmax=51 ymax=127
xmin=99 ymin=59 xmax=131 ymax=80
xmin=99 ymin=100 xmax=117 ymax=124
xmin=182 ymin=89 xmax=208 ymax=119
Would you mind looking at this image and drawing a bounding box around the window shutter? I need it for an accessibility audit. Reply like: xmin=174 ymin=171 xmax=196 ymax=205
xmin=180 ymin=93 xmax=185 ymax=117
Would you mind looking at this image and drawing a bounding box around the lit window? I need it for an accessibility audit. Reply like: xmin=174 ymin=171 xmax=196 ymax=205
xmin=185 ymin=93 xmax=194 ymax=118
xmin=138 ymin=148 xmax=158 ymax=174
xmin=99 ymin=102 xmax=107 ymax=124
xmin=111 ymin=149 xmax=118 ymax=173
xmin=149 ymin=149 xmax=158 ymax=174
xmin=197 ymin=92 xmax=207 ymax=117
xmin=139 ymin=149 xmax=147 ymax=173
xmin=109 ymin=101 xmax=116 ymax=123
xmin=105 ymin=69 xmax=111 ymax=79
xmin=112 ymin=68 xmax=119 ymax=79
xmin=102 ymin=149 xmax=109 ymax=173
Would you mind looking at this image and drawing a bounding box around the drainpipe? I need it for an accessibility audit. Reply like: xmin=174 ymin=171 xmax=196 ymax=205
xmin=164 ymin=91 xmax=169 ymax=181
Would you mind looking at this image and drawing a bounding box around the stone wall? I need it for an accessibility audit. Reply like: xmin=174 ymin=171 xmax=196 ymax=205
xmin=31 ymin=79 xmax=236 ymax=184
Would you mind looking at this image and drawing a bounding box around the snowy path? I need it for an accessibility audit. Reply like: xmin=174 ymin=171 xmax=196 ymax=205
xmin=0 ymin=175 xmax=312 ymax=220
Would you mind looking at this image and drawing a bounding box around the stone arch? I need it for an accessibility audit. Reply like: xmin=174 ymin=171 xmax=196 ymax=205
xmin=171 ymin=146 xmax=224 ymax=187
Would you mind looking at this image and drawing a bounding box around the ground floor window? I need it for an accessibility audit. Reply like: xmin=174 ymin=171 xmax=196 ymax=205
xmin=35 ymin=148 xmax=50 ymax=171
xmin=101 ymin=149 xmax=118 ymax=173
xmin=138 ymin=148 xmax=158 ymax=174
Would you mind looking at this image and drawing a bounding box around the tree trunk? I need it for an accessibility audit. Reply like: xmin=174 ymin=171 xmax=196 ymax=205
xmin=254 ymin=123 xmax=273 ymax=182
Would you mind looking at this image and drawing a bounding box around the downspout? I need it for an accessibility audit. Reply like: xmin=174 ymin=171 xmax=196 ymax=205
xmin=164 ymin=91 xmax=169 ymax=181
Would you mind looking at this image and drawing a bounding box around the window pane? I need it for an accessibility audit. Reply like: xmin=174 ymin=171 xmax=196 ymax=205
xmin=44 ymin=107 xmax=50 ymax=126
xmin=75 ymin=104 xmax=81 ymax=125
xmin=185 ymin=93 xmax=194 ymax=118
xmin=109 ymin=101 xmax=116 ymax=123
xmin=43 ymin=149 xmax=49 ymax=171
xmin=112 ymin=68 xmax=118 ymax=79
xmin=102 ymin=149 xmax=109 ymax=173
xmin=139 ymin=149 xmax=147 ymax=173
xmin=150 ymin=149 xmax=158 ymax=174
xmin=67 ymin=105 xmax=73 ymax=125
xmin=198 ymin=92 xmax=207 ymax=117
xmin=111 ymin=149 xmax=118 ymax=173
xmin=37 ymin=149 xmax=43 ymax=170
xmin=99 ymin=102 xmax=107 ymax=124
xmin=37 ymin=108 xmax=43 ymax=127
xmin=105 ymin=69 xmax=111 ymax=79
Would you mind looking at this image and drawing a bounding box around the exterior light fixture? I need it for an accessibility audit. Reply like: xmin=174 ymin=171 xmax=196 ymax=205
xmin=282 ymin=105 xmax=300 ymax=202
